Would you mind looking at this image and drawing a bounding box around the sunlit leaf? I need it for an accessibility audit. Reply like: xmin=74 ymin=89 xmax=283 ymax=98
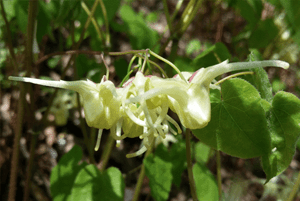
xmin=186 ymin=39 xmax=201 ymax=56
xmin=119 ymin=5 xmax=159 ymax=50
xmin=192 ymin=42 xmax=231 ymax=67
xmin=50 ymin=145 xmax=87 ymax=201
xmin=193 ymin=163 xmax=219 ymax=201
xmin=262 ymin=92 xmax=300 ymax=182
xmin=194 ymin=142 xmax=211 ymax=164
xmin=193 ymin=78 xmax=271 ymax=158
xmin=71 ymin=165 xmax=125 ymax=201
xmin=144 ymin=142 xmax=186 ymax=201
xmin=248 ymin=19 xmax=278 ymax=49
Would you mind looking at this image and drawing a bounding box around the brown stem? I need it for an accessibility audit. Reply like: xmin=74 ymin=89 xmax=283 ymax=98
xmin=186 ymin=129 xmax=199 ymax=201
xmin=8 ymin=85 xmax=26 ymax=201
xmin=35 ymin=49 xmax=148 ymax=66
xmin=132 ymin=143 xmax=154 ymax=201
xmin=23 ymin=1 xmax=39 ymax=201
xmin=216 ymin=151 xmax=222 ymax=200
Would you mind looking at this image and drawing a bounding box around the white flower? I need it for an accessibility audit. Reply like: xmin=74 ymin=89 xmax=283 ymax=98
xmin=125 ymin=60 xmax=289 ymax=129
xmin=9 ymin=59 xmax=289 ymax=157
xmin=9 ymin=76 xmax=121 ymax=130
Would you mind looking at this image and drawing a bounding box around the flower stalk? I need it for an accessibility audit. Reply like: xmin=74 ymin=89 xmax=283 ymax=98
xmin=186 ymin=129 xmax=198 ymax=201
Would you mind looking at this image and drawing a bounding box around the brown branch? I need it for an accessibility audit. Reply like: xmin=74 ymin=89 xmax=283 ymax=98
xmin=35 ymin=49 xmax=149 ymax=65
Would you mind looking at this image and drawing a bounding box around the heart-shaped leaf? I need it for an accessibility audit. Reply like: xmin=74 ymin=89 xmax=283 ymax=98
xmin=193 ymin=78 xmax=271 ymax=158
xmin=262 ymin=91 xmax=300 ymax=181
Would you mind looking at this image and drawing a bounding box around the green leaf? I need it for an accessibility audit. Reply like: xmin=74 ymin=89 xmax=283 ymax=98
xmin=119 ymin=5 xmax=159 ymax=50
xmin=186 ymin=39 xmax=201 ymax=56
xmin=47 ymin=56 xmax=61 ymax=69
xmin=146 ymin=12 xmax=159 ymax=23
xmin=169 ymin=140 xmax=187 ymax=187
xmin=144 ymin=143 xmax=186 ymax=201
xmin=55 ymin=0 xmax=81 ymax=23
xmin=194 ymin=142 xmax=211 ymax=164
xmin=173 ymin=56 xmax=195 ymax=73
xmin=262 ymin=92 xmax=300 ymax=181
xmin=193 ymin=163 xmax=219 ymax=201
xmin=279 ymin=0 xmax=300 ymax=31
xmin=144 ymin=145 xmax=173 ymax=201
xmin=192 ymin=42 xmax=231 ymax=67
xmin=232 ymin=0 xmax=263 ymax=28
xmin=36 ymin=0 xmax=53 ymax=43
xmin=297 ymin=138 xmax=300 ymax=150
xmin=50 ymin=145 xmax=87 ymax=201
xmin=272 ymin=79 xmax=286 ymax=93
xmin=245 ymin=49 xmax=273 ymax=102
xmin=15 ymin=0 xmax=28 ymax=34
xmin=71 ymin=165 xmax=125 ymax=201
xmin=248 ymin=19 xmax=279 ymax=49
xmin=210 ymin=88 xmax=221 ymax=104
xmin=2 ymin=0 xmax=17 ymax=20
xmin=193 ymin=78 xmax=271 ymax=158
xmin=96 ymin=0 xmax=120 ymax=24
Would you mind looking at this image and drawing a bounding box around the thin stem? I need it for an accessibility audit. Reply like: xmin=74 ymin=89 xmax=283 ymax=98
xmin=147 ymin=60 xmax=168 ymax=78
xmin=90 ymin=128 xmax=97 ymax=157
xmin=149 ymin=50 xmax=187 ymax=83
xmin=132 ymin=143 xmax=154 ymax=201
xmin=132 ymin=165 xmax=146 ymax=201
xmin=214 ymin=71 xmax=254 ymax=86
xmin=78 ymin=0 xmax=99 ymax=48
xmin=186 ymin=129 xmax=199 ymax=201
xmin=8 ymin=85 xmax=26 ymax=201
xmin=134 ymin=53 xmax=168 ymax=78
xmin=81 ymin=1 xmax=104 ymax=42
xmin=36 ymin=50 xmax=148 ymax=65
xmin=119 ymin=69 xmax=134 ymax=87
xmin=98 ymin=0 xmax=110 ymax=47
xmin=23 ymin=132 xmax=38 ymax=201
xmin=141 ymin=50 xmax=149 ymax=73
xmin=170 ymin=0 xmax=184 ymax=21
xmin=100 ymin=54 xmax=110 ymax=79
xmin=126 ymin=164 xmax=142 ymax=175
xmin=20 ymin=1 xmax=39 ymax=201
xmin=286 ymin=171 xmax=300 ymax=201
xmin=162 ymin=0 xmax=172 ymax=33
xmin=216 ymin=151 xmax=222 ymax=201
xmin=109 ymin=49 xmax=148 ymax=56
xmin=99 ymin=135 xmax=115 ymax=172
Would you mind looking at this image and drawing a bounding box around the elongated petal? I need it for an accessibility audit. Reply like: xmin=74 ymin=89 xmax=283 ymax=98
xmin=190 ymin=60 xmax=289 ymax=85
xmin=9 ymin=76 xmax=121 ymax=129
xmin=9 ymin=76 xmax=98 ymax=94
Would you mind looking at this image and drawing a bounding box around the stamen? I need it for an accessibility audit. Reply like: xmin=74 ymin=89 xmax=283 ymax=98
xmin=125 ymin=106 xmax=147 ymax=127
xmin=126 ymin=146 xmax=147 ymax=158
xmin=94 ymin=129 xmax=103 ymax=151
xmin=166 ymin=115 xmax=182 ymax=134
xmin=154 ymin=101 xmax=168 ymax=127
xmin=116 ymin=140 xmax=121 ymax=147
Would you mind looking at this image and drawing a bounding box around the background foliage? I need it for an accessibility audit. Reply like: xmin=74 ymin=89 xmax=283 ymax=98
xmin=1 ymin=0 xmax=300 ymax=200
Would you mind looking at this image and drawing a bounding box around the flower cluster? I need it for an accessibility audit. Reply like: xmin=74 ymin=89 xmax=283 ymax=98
xmin=9 ymin=59 xmax=289 ymax=157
